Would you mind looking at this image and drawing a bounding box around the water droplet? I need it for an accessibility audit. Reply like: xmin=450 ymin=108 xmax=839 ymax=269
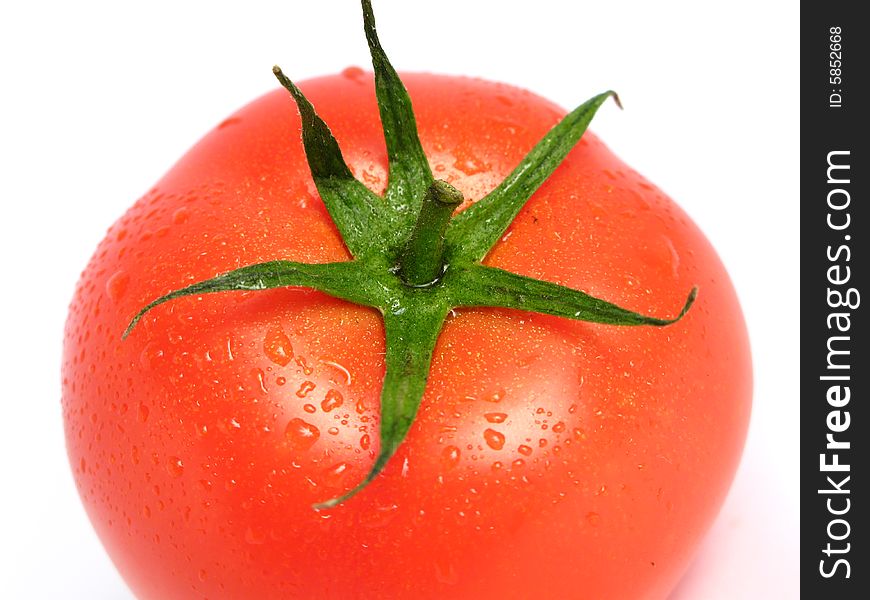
xmin=484 ymin=412 xmax=508 ymax=424
xmin=517 ymin=444 xmax=532 ymax=456
xmin=295 ymin=356 xmax=314 ymax=375
xmin=324 ymin=461 xmax=349 ymax=481
xmin=166 ymin=457 xmax=184 ymax=477
xmin=568 ymin=404 xmax=578 ymax=414
xmin=172 ymin=206 xmax=190 ymax=224
xmin=218 ymin=117 xmax=242 ymax=130
xmin=296 ymin=381 xmax=316 ymax=398
xmin=303 ymin=404 xmax=316 ymax=414
xmin=285 ymin=418 xmax=320 ymax=452
xmin=106 ymin=271 xmax=129 ymax=303
xmin=198 ymin=569 xmax=208 ymax=582
xmin=341 ymin=65 xmax=366 ymax=82
xmin=358 ymin=503 xmax=399 ymax=529
xmin=137 ymin=403 xmax=150 ymax=423
xmin=452 ymin=145 xmax=490 ymax=176
xmin=264 ymin=325 xmax=293 ymax=366
xmin=321 ymin=389 xmax=344 ymax=412
xmin=322 ymin=360 xmax=352 ymax=385
xmin=552 ymin=421 xmax=566 ymax=433
xmin=139 ymin=342 xmax=165 ymax=370
xmin=276 ymin=376 xmax=286 ymax=386
xmin=484 ymin=389 xmax=505 ymax=403
xmin=252 ymin=368 xmax=268 ymax=394
xmin=360 ymin=434 xmax=371 ymax=450
xmin=483 ymin=429 xmax=505 ymax=450
xmin=495 ymin=94 xmax=514 ymax=107
xmin=441 ymin=445 xmax=461 ymax=469
xmin=327 ymin=426 xmax=340 ymax=436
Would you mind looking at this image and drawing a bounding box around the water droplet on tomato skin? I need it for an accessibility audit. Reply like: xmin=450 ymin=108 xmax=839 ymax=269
xmin=484 ymin=389 xmax=505 ymax=403
xmin=323 ymin=461 xmax=349 ymax=482
xmin=483 ymin=429 xmax=505 ymax=450
xmin=452 ymin=146 xmax=490 ymax=176
xmin=264 ymin=325 xmax=293 ymax=366
xmin=252 ymin=367 xmax=268 ymax=394
xmin=137 ymin=403 xmax=150 ymax=423
xmin=172 ymin=206 xmax=190 ymax=224
xmin=166 ymin=457 xmax=184 ymax=477
xmin=321 ymin=389 xmax=344 ymax=412
xmin=296 ymin=381 xmax=316 ymax=398
xmin=106 ymin=270 xmax=129 ymax=303
xmin=484 ymin=412 xmax=508 ymax=424
xmin=285 ymin=418 xmax=320 ymax=452
xmin=358 ymin=503 xmax=399 ymax=529
xmin=341 ymin=65 xmax=366 ymax=82
xmin=217 ymin=117 xmax=242 ymax=130
xmin=441 ymin=445 xmax=461 ymax=469
xmin=303 ymin=404 xmax=316 ymax=414
xmin=295 ymin=356 xmax=314 ymax=375
xmin=139 ymin=343 xmax=165 ymax=371
xmin=517 ymin=444 xmax=533 ymax=456
xmin=321 ymin=360 xmax=353 ymax=386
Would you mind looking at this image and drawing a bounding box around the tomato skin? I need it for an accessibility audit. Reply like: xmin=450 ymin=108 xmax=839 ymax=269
xmin=63 ymin=72 xmax=751 ymax=599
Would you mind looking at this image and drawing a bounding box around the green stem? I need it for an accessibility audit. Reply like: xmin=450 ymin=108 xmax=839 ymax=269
xmin=398 ymin=180 xmax=464 ymax=286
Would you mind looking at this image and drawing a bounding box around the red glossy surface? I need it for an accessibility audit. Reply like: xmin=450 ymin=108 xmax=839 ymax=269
xmin=63 ymin=72 xmax=751 ymax=599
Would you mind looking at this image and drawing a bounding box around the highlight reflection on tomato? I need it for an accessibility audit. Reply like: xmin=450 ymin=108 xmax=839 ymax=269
xmin=63 ymin=2 xmax=751 ymax=598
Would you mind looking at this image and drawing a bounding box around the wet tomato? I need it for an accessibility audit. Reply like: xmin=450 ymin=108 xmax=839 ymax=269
xmin=63 ymin=3 xmax=750 ymax=599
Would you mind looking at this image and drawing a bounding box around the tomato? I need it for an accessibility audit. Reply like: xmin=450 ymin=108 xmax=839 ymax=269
xmin=63 ymin=7 xmax=750 ymax=599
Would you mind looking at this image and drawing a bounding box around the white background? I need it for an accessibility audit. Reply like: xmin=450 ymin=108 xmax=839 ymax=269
xmin=0 ymin=1 xmax=798 ymax=597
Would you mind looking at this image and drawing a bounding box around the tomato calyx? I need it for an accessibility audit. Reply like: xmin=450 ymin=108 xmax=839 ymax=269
xmin=123 ymin=0 xmax=697 ymax=510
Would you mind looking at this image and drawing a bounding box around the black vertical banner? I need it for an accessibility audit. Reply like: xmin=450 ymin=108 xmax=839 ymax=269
xmin=802 ymin=3 xmax=868 ymax=597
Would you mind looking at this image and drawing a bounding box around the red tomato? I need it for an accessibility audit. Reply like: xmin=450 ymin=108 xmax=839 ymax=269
xmin=63 ymin=71 xmax=751 ymax=599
